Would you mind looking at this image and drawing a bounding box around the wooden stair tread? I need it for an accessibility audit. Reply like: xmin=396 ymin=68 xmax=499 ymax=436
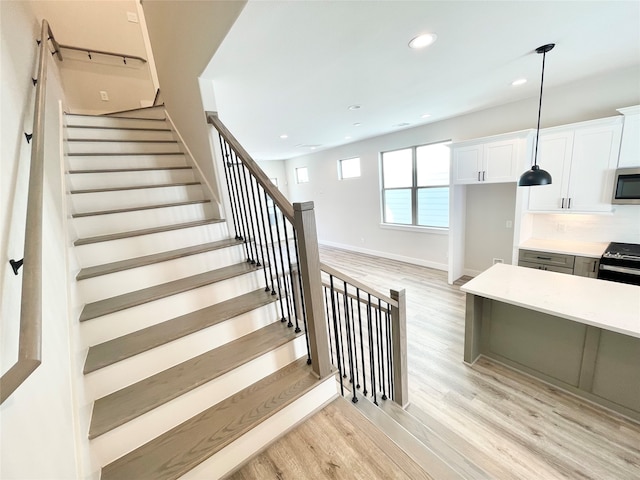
xmin=67 ymin=139 xmax=177 ymax=143
xmin=70 ymin=182 xmax=199 ymax=195
xmin=90 ymin=322 xmax=304 ymax=439
xmin=84 ymin=288 xmax=276 ymax=373
xmin=100 ymin=358 xmax=316 ymax=480
xmin=69 ymin=166 xmax=191 ymax=174
xmin=74 ymin=218 xmax=224 ymax=246
xmin=72 ymin=199 xmax=210 ymax=218
xmin=77 ymin=238 xmax=243 ymax=280
xmin=66 ymin=126 xmax=172 ymax=131
xmin=79 ymin=262 xmax=260 ymax=322
xmin=68 ymin=152 xmax=180 ymax=157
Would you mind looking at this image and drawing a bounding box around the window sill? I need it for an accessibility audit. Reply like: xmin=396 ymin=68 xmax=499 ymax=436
xmin=379 ymin=223 xmax=448 ymax=235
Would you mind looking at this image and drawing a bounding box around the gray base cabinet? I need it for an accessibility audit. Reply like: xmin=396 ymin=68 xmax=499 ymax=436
xmin=519 ymin=249 xmax=599 ymax=278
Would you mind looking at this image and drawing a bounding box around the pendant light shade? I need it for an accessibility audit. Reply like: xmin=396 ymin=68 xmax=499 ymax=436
xmin=519 ymin=43 xmax=555 ymax=187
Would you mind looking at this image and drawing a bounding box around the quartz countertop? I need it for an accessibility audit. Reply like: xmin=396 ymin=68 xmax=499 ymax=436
xmin=519 ymin=238 xmax=609 ymax=258
xmin=461 ymin=264 xmax=640 ymax=338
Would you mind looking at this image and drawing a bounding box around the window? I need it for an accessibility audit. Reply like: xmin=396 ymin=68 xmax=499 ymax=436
xmin=295 ymin=167 xmax=309 ymax=184
xmin=338 ymin=157 xmax=361 ymax=179
xmin=381 ymin=141 xmax=450 ymax=228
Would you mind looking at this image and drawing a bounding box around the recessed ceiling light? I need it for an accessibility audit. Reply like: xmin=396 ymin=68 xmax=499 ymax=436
xmin=394 ymin=122 xmax=411 ymax=127
xmin=353 ymin=122 xmax=361 ymax=127
xmin=280 ymin=134 xmax=288 ymax=139
xmin=348 ymin=105 xmax=361 ymax=110
xmin=409 ymin=33 xmax=437 ymax=49
xmin=421 ymin=113 xmax=431 ymax=119
xmin=345 ymin=136 xmax=352 ymax=140
xmin=512 ymin=78 xmax=527 ymax=86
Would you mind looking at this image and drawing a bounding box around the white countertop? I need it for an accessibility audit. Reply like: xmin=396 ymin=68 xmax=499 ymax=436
xmin=461 ymin=264 xmax=640 ymax=339
xmin=519 ymin=238 xmax=609 ymax=258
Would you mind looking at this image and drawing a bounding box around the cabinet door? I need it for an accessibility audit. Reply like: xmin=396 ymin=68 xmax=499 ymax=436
xmin=484 ymin=139 xmax=520 ymax=183
xmin=618 ymin=113 xmax=640 ymax=168
xmin=573 ymin=256 xmax=599 ymax=278
xmin=567 ymin=124 xmax=621 ymax=212
xmin=452 ymin=145 xmax=482 ymax=184
xmin=528 ymin=131 xmax=573 ymax=211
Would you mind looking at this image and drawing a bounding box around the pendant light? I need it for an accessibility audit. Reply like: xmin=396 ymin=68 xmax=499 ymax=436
xmin=518 ymin=43 xmax=555 ymax=186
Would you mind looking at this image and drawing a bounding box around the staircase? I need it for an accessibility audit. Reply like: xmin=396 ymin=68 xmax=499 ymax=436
xmin=66 ymin=106 xmax=337 ymax=479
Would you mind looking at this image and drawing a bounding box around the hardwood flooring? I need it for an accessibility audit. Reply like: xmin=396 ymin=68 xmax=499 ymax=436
xmin=235 ymin=246 xmax=640 ymax=479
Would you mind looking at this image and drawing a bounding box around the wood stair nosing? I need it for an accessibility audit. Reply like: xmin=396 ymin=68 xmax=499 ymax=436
xmin=69 ymin=166 xmax=191 ymax=174
xmin=74 ymin=218 xmax=225 ymax=246
xmin=83 ymin=288 xmax=277 ymax=373
xmin=72 ymin=199 xmax=211 ymax=218
xmin=77 ymin=238 xmax=243 ymax=280
xmin=67 ymin=139 xmax=177 ymax=144
xmin=66 ymin=125 xmax=172 ymax=132
xmin=100 ymin=358 xmax=316 ymax=480
xmin=79 ymin=261 xmax=260 ymax=322
xmin=70 ymin=182 xmax=200 ymax=195
xmin=89 ymin=320 xmax=304 ymax=439
xmin=68 ymin=151 xmax=181 ymax=157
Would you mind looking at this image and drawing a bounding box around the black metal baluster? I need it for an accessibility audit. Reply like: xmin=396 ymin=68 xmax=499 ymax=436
xmin=342 ymin=281 xmax=357 ymax=403
xmin=379 ymin=298 xmax=388 ymax=401
xmin=247 ymin=175 xmax=269 ymax=290
xmin=282 ymin=218 xmax=299 ymax=330
xmin=241 ymin=164 xmax=261 ymax=266
xmin=274 ymin=211 xmax=292 ymax=324
xmin=386 ymin=302 xmax=394 ymax=401
xmin=292 ymin=231 xmax=311 ymax=364
xmin=366 ymin=293 xmax=377 ymax=405
xmin=263 ymin=190 xmax=286 ymax=318
xmin=324 ymin=285 xmax=334 ymax=365
xmin=255 ymin=182 xmax=275 ymax=294
xmin=335 ymin=289 xmax=348 ymax=380
xmin=329 ymin=275 xmax=344 ymax=397
xmin=217 ymin=136 xmax=241 ymax=240
xmin=227 ymin=151 xmax=251 ymax=261
xmin=236 ymin=161 xmax=257 ymax=264
xmin=356 ymin=288 xmax=367 ymax=396
xmin=350 ymin=296 xmax=360 ymax=390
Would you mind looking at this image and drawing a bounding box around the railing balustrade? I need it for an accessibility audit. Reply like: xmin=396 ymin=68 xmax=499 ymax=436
xmin=206 ymin=111 xmax=407 ymax=407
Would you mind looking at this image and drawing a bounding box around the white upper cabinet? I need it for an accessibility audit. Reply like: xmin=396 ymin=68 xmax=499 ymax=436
xmin=528 ymin=117 xmax=622 ymax=212
xmin=617 ymin=105 xmax=640 ymax=168
xmin=452 ymin=132 xmax=532 ymax=185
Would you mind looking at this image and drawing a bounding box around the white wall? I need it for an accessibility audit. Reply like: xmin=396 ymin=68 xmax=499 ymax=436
xmin=30 ymin=0 xmax=155 ymax=114
xmin=1 ymin=2 xmax=91 ymax=478
xmin=142 ymin=0 xmax=247 ymax=218
xmin=285 ymin=66 xmax=640 ymax=270
xmin=257 ymin=160 xmax=290 ymax=199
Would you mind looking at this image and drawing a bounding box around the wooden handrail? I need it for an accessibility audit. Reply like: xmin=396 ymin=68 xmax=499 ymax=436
xmin=57 ymin=43 xmax=147 ymax=64
xmin=206 ymin=111 xmax=295 ymax=223
xmin=0 ymin=20 xmax=50 ymax=404
xmin=320 ymin=262 xmax=398 ymax=308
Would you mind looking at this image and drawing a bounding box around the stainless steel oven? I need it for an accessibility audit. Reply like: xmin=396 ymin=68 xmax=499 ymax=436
xmin=598 ymin=242 xmax=640 ymax=286
xmin=612 ymin=167 xmax=640 ymax=205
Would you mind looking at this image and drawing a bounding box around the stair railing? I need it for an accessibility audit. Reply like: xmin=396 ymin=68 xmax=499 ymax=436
xmin=1 ymin=20 xmax=52 ymax=404
xmin=206 ymin=112 xmax=408 ymax=407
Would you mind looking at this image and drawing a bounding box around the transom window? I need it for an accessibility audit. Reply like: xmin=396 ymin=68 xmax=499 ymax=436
xmin=295 ymin=166 xmax=309 ymax=184
xmin=381 ymin=141 xmax=450 ymax=228
xmin=338 ymin=157 xmax=361 ymax=179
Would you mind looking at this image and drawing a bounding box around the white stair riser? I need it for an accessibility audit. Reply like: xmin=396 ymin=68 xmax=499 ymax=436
xmin=80 ymin=269 xmax=267 ymax=346
xmin=69 ymin=154 xmax=186 ymax=171
xmin=78 ymin=245 xmax=246 ymax=303
xmin=66 ymin=115 xmax=167 ymax=130
xmin=90 ymin=337 xmax=308 ymax=466
xmin=66 ymin=127 xmax=175 ymax=142
xmin=71 ymin=184 xmax=205 ymax=213
xmin=106 ymin=107 xmax=166 ymax=120
xmin=180 ymin=376 xmax=338 ymax=479
xmin=72 ymin=202 xmax=214 ymax=238
xmin=68 ymin=169 xmax=196 ymax=191
xmin=85 ymin=302 xmax=281 ymax=400
xmin=67 ymin=141 xmax=181 ymax=155
xmin=75 ymin=222 xmax=229 ymax=267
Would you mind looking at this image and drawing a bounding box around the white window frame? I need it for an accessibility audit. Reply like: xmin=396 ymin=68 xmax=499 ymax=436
xmin=338 ymin=157 xmax=361 ymax=180
xmin=295 ymin=166 xmax=309 ymax=184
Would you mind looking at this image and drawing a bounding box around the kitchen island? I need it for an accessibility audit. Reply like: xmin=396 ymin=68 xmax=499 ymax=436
xmin=462 ymin=264 xmax=640 ymax=421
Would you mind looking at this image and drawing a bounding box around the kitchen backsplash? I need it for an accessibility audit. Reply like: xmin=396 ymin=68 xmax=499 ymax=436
xmin=530 ymin=207 xmax=640 ymax=244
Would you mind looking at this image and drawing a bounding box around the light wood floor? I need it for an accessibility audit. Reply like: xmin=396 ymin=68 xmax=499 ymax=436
xmin=233 ymin=246 xmax=640 ymax=480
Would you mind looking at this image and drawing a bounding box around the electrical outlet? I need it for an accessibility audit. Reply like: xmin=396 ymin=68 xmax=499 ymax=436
xmin=100 ymin=91 xmax=109 ymax=101
xmin=127 ymin=12 xmax=139 ymax=23
xmin=493 ymin=258 xmax=504 ymax=265
xmin=505 ymin=220 xmax=513 ymax=229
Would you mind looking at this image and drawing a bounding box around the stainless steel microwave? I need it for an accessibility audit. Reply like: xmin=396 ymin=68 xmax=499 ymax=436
xmin=612 ymin=167 xmax=640 ymax=205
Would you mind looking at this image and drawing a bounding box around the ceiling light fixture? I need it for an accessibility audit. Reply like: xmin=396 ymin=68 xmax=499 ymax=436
xmin=421 ymin=113 xmax=431 ymax=119
xmin=353 ymin=122 xmax=361 ymax=127
xmin=348 ymin=105 xmax=361 ymax=110
xmin=409 ymin=33 xmax=437 ymax=49
xmin=518 ymin=43 xmax=555 ymax=187
xmin=512 ymin=78 xmax=527 ymax=86
xmin=394 ymin=122 xmax=411 ymax=127
xmin=280 ymin=134 xmax=288 ymax=139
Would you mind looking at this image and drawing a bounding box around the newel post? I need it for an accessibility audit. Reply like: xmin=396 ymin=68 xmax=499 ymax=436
xmin=293 ymin=202 xmax=332 ymax=379
xmin=390 ymin=288 xmax=408 ymax=408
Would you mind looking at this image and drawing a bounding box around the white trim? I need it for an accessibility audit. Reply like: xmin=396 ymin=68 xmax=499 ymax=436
xmin=379 ymin=222 xmax=448 ymax=235
xmin=319 ymin=240 xmax=448 ymax=271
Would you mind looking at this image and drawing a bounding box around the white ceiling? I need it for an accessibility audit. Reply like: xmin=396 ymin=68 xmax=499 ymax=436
xmin=203 ymin=0 xmax=640 ymax=161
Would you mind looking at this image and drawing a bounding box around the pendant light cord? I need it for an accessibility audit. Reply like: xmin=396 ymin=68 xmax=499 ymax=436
xmin=533 ymin=50 xmax=547 ymax=168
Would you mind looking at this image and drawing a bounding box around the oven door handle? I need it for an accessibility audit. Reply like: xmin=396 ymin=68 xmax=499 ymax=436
xmin=599 ymin=264 xmax=640 ymax=276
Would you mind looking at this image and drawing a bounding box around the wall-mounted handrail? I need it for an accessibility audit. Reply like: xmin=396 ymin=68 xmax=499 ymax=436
xmin=56 ymin=43 xmax=147 ymax=64
xmin=0 ymin=19 xmax=50 ymax=404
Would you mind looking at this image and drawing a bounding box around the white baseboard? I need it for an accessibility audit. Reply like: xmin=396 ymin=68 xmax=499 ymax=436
xmin=318 ymin=240 xmax=448 ymax=272
xmin=463 ymin=268 xmax=482 ymax=277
